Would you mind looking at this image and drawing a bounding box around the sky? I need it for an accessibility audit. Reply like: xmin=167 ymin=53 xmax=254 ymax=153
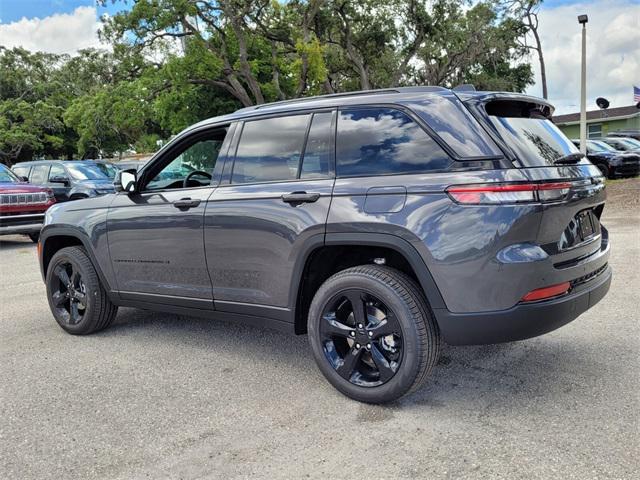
xmin=0 ymin=0 xmax=638 ymax=114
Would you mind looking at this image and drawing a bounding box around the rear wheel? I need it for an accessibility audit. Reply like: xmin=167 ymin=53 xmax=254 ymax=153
xmin=46 ymin=246 xmax=117 ymax=335
xmin=308 ymin=265 xmax=440 ymax=403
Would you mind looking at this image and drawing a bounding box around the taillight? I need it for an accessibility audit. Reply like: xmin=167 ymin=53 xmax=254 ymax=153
xmin=446 ymin=182 xmax=572 ymax=205
xmin=521 ymin=282 xmax=571 ymax=302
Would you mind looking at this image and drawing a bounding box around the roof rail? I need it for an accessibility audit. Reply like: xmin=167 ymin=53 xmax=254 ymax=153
xmin=235 ymin=86 xmax=450 ymax=113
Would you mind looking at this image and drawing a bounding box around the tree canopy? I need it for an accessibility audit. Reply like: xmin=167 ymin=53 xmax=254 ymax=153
xmin=0 ymin=0 xmax=535 ymax=165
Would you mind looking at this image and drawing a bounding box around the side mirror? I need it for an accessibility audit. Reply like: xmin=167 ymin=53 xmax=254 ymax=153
xmin=50 ymin=176 xmax=69 ymax=186
xmin=115 ymin=169 xmax=137 ymax=193
xmin=19 ymin=176 xmax=29 ymax=182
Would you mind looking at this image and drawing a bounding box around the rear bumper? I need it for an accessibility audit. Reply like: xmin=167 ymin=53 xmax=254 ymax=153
xmin=435 ymin=264 xmax=612 ymax=345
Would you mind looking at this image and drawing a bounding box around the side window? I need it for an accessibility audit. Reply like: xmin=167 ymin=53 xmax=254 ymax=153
xmin=12 ymin=166 xmax=30 ymax=178
xmin=48 ymin=164 xmax=67 ymax=181
xmin=300 ymin=112 xmax=333 ymax=179
xmin=336 ymin=107 xmax=451 ymax=177
xmin=145 ymin=134 xmax=225 ymax=191
xmin=232 ymin=114 xmax=310 ymax=184
xmin=30 ymin=165 xmax=50 ymax=184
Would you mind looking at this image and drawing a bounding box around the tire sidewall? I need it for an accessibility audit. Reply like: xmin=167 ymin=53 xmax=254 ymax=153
xmin=308 ymin=271 xmax=423 ymax=403
xmin=46 ymin=248 xmax=98 ymax=334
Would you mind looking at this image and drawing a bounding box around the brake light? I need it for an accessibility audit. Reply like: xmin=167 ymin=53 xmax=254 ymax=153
xmin=446 ymin=182 xmax=572 ymax=204
xmin=521 ymin=282 xmax=571 ymax=302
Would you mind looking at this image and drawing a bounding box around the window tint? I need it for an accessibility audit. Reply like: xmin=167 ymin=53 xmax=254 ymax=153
xmin=301 ymin=112 xmax=333 ymax=179
xmin=232 ymin=114 xmax=310 ymax=184
xmin=336 ymin=108 xmax=451 ymax=177
xmin=30 ymin=164 xmax=50 ymax=184
xmin=146 ymin=137 xmax=223 ymax=191
xmin=48 ymin=164 xmax=67 ymax=181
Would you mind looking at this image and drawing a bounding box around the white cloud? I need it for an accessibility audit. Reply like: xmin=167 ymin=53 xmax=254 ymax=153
xmin=0 ymin=6 xmax=102 ymax=55
xmin=526 ymin=0 xmax=640 ymax=114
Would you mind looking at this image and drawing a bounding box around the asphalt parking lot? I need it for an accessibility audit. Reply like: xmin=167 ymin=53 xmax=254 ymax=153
xmin=1 ymin=179 xmax=638 ymax=480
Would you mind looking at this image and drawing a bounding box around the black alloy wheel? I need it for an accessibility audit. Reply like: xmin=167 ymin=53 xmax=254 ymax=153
xmin=46 ymin=246 xmax=117 ymax=334
xmin=308 ymin=265 xmax=440 ymax=403
xmin=50 ymin=260 xmax=88 ymax=325
xmin=320 ymin=290 xmax=403 ymax=387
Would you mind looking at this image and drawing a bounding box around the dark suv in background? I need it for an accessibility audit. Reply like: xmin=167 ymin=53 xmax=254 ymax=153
xmin=38 ymin=87 xmax=611 ymax=403
xmin=12 ymin=160 xmax=116 ymax=202
xmin=570 ymin=139 xmax=640 ymax=178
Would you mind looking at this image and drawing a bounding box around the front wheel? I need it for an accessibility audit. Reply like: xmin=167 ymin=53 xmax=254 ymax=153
xmin=46 ymin=246 xmax=118 ymax=335
xmin=308 ymin=265 xmax=440 ymax=403
xmin=596 ymin=163 xmax=610 ymax=178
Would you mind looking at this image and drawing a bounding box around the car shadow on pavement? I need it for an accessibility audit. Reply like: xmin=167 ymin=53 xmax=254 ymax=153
xmin=0 ymin=237 xmax=35 ymax=251
xmin=104 ymin=307 xmax=597 ymax=409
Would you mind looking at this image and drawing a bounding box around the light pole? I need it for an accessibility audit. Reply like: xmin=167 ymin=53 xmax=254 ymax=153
xmin=578 ymin=14 xmax=588 ymax=154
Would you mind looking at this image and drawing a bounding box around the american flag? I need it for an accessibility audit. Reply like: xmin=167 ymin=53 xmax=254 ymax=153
xmin=635 ymin=86 xmax=640 ymax=103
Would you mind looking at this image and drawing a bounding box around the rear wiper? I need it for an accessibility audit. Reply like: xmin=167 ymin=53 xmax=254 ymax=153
xmin=554 ymin=152 xmax=585 ymax=164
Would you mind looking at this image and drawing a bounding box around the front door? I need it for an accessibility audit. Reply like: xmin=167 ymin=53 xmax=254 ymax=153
xmin=205 ymin=111 xmax=335 ymax=313
xmin=107 ymin=126 xmax=231 ymax=307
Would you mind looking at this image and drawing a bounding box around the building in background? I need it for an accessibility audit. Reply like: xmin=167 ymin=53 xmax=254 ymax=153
xmin=553 ymin=104 xmax=640 ymax=139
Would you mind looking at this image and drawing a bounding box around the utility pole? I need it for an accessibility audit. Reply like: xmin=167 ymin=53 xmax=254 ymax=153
xmin=578 ymin=14 xmax=588 ymax=154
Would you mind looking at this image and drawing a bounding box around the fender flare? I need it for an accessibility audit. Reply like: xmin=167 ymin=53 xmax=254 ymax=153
xmin=39 ymin=225 xmax=116 ymax=300
xmin=287 ymin=232 xmax=447 ymax=323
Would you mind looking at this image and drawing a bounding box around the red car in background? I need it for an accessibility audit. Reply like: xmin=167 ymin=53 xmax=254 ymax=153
xmin=0 ymin=163 xmax=56 ymax=242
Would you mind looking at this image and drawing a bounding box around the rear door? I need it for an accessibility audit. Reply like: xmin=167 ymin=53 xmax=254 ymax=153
xmin=204 ymin=110 xmax=335 ymax=314
xmin=107 ymin=126 xmax=232 ymax=307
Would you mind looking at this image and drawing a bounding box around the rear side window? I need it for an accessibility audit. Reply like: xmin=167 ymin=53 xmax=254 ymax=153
xmin=232 ymin=114 xmax=310 ymax=184
xmin=30 ymin=164 xmax=50 ymax=184
xmin=12 ymin=165 xmax=30 ymax=178
xmin=336 ymin=107 xmax=451 ymax=177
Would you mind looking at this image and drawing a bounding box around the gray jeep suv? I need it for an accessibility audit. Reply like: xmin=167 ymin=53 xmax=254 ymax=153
xmin=39 ymin=87 xmax=611 ymax=403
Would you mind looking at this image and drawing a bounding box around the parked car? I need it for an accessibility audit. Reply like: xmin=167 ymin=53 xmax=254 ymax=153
xmin=600 ymin=137 xmax=640 ymax=153
xmin=570 ymin=139 xmax=640 ymax=178
xmin=607 ymin=129 xmax=640 ymax=141
xmin=12 ymin=160 xmax=116 ymax=202
xmin=39 ymin=87 xmax=611 ymax=403
xmin=0 ymin=163 xmax=55 ymax=242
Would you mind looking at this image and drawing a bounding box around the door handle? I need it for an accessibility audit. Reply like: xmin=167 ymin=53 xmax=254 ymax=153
xmin=282 ymin=191 xmax=321 ymax=205
xmin=173 ymin=198 xmax=201 ymax=209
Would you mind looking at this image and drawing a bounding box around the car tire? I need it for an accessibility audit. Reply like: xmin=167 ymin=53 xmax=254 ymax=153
xmin=27 ymin=232 xmax=40 ymax=243
xmin=307 ymin=265 xmax=440 ymax=403
xmin=46 ymin=246 xmax=118 ymax=335
xmin=596 ymin=163 xmax=610 ymax=178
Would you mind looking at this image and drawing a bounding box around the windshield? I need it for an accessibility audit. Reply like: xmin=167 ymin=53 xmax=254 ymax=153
xmin=485 ymin=101 xmax=581 ymax=167
xmin=588 ymin=140 xmax=617 ymax=152
xmin=65 ymin=164 xmax=110 ymax=180
xmin=0 ymin=164 xmax=21 ymax=183
xmin=619 ymin=138 xmax=640 ymax=149
xmin=94 ymin=162 xmax=118 ymax=179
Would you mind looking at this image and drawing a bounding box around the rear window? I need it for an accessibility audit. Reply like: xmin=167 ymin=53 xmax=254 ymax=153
xmin=486 ymin=100 xmax=581 ymax=167
xmin=336 ymin=107 xmax=451 ymax=177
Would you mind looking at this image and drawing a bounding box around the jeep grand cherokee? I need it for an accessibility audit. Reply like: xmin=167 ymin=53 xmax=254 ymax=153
xmin=38 ymin=87 xmax=611 ymax=403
